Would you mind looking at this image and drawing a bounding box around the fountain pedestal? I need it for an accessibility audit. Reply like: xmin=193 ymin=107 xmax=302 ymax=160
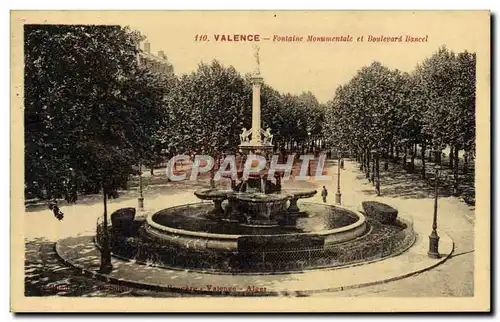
xmin=284 ymin=189 xmax=318 ymax=213
xmin=232 ymin=192 xmax=290 ymax=227
xmin=288 ymin=197 xmax=300 ymax=212
xmin=194 ymin=188 xmax=233 ymax=218
xmin=223 ymin=194 xmax=242 ymax=223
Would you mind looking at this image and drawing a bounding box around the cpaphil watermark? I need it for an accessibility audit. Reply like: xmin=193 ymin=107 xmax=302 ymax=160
xmin=165 ymin=153 xmax=332 ymax=182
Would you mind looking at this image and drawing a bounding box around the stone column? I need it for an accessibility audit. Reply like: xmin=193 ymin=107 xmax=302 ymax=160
xmin=250 ymin=75 xmax=263 ymax=145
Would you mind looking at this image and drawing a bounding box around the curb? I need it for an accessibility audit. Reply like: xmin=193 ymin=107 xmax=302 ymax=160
xmin=55 ymin=232 xmax=454 ymax=297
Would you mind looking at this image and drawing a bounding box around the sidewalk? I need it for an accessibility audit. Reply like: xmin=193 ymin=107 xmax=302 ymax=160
xmin=56 ymin=229 xmax=452 ymax=296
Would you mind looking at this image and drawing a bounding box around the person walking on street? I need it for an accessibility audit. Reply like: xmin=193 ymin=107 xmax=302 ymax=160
xmin=48 ymin=199 xmax=64 ymax=221
xmin=321 ymin=186 xmax=328 ymax=203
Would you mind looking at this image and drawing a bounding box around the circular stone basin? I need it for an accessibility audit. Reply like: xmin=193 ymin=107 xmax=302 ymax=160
xmin=229 ymin=192 xmax=291 ymax=223
xmin=283 ymin=188 xmax=317 ymax=199
xmin=144 ymin=202 xmax=367 ymax=253
xmin=148 ymin=202 xmax=360 ymax=235
xmin=232 ymin=192 xmax=290 ymax=203
xmin=194 ymin=188 xmax=232 ymax=200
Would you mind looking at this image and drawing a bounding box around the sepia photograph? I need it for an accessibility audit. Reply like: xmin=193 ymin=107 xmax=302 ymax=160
xmin=10 ymin=10 xmax=490 ymax=312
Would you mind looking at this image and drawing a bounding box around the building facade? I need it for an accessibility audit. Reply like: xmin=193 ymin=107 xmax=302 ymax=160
xmin=139 ymin=41 xmax=174 ymax=76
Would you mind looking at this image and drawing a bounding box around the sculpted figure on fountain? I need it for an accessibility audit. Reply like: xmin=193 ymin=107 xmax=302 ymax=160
xmin=261 ymin=128 xmax=273 ymax=145
xmin=240 ymin=127 xmax=252 ymax=143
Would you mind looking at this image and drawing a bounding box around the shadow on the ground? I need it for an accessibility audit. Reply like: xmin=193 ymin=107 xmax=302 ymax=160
xmin=355 ymin=159 xmax=475 ymax=204
xmin=24 ymin=238 xmax=194 ymax=297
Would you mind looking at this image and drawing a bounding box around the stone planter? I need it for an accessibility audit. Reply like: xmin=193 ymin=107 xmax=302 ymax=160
xmin=361 ymin=201 xmax=398 ymax=224
xmin=111 ymin=207 xmax=136 ymax=234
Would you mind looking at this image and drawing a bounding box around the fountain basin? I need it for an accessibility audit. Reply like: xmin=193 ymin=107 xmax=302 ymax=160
xmin=193 ymin=188 xmax=233 ymax=216
xmin=231 ymin=192 xmax=290 ymax=224
xmin=99 ymin=204 xmax=416 ymax=273
xmin=144 ymin=202 xmax=367 ymax=251
xmin=284 ymin=188 xmax=317 ymax=199
xmin=284 ymin=188 xmax=317 ymax=212
xmin=194 ymin=188 xmax=233 ymax=200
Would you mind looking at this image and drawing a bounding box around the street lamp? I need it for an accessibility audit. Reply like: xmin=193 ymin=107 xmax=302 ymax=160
xmin=67 ymin=167 xmax=77 ymax=203
xmin=375 ymin=150 xmax=381 ymax=196
xmin=99 ymin=186 xmax=113 ymax=273
xmin=307 ymin=131 xmax=312 ymax=176
xmin=370 ymin=149 xmax=376 ymax=184
xmin=335 ymin=152 xmax=342 ymax=205
xmin=428 ymin=150 xmax=441 ymax=259
xmin=307 ymin=131 xmax=311 ymax=153
xmin=365 ymin=150 xmax=371 ymax=179
xmin=138 ymin=162 xmax=144 ymax=210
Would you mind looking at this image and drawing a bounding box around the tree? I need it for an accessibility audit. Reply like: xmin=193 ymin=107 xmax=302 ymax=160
xmin=24 ymin=24 xmax=170 ymax=271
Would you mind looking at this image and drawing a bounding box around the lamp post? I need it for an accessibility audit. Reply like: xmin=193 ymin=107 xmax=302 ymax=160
xmin=67 ymin=167 xmax=77 ymax=203
xmin=335 ymin=152 xmax=342 ymax=205
xmin=370 ymin=149 xmax=376 ymax=184
xmin=136 ymin=51 xmax=146 ymax=210
xmin=428 ymin=149 xmax=441 ymax=259
xmin=375 ymin=150 xmax=380 ymax=196
xmin=99 ymin=185 xmax=113 ymax=273
xmin=138 ymin=162 xmax=144 ymax=210
xmin=307 ymin=131 xmax=312 ymax=176
xmin=365 ymin=150 xmax=370 ymax=179
xmin=307 ymin=131 xmax=311 ymax=152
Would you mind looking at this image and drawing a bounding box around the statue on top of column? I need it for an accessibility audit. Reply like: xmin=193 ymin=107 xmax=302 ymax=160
xmin=253 ymin=45 xmax=260 ymax=75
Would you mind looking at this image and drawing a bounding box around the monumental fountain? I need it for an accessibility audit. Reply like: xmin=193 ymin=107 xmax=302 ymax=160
xmin=95 ymin=47 xmax=416 ymax=273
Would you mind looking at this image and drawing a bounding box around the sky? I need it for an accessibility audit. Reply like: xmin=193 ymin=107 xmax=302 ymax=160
xmin=17 ymin=11 xmax=489 ymax=103
xmin=122 ymin=11 xmax=488 ymax=103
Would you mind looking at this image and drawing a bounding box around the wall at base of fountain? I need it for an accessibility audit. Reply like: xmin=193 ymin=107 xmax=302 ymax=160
xmin=237 ymin=234 xmax=325 ymax=252
xmin=143 ymin=202 xmax=368 ymax=253
xmin=144 ymin=223 xmax=239 ymax=251
xmin=323 ymin=221 xmax=368 ymax=245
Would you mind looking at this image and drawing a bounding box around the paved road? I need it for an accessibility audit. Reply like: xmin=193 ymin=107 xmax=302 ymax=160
xmin=23 ymin=159 xmax=475 ymax=297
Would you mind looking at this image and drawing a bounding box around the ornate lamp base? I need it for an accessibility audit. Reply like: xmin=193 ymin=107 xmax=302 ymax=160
xmin=427 ymin=231 xmax=440 ymax=259
xmin=138 ymin=196 xmax=144 ymax=210
xmin=335 ymin=191 xmax=342 ymax=205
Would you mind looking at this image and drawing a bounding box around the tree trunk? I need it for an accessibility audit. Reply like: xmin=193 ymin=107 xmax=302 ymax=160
xmin=395 ymin=146 xmax=400 ymax=163
xmin=366 ymin=150 xmax=370 ymax=179
xmin=403 ymin=147 xmax=407 ymax=169
xmin=375 ymin=153 xmax=380 ymax=195
xmin=100 ymin=185 xmax=112 ymax=273
xmin=359 ymin=149 xmax=364 ymax=170
xmin=371 ymin=153 xmax=375 ymax=185
xmin=150 ymin=165 xmax=154 ymax=176
xmin=463 ymin=151 xmax=468 ymax=174
xmin=421 ymin=143 xmax=426 ymax=179
xmin=410 ymin=143 xmax=416 ymax=170
xmin=45 ymin=185 xmax=52 ymax=201
xmin=449 ymin=146 xmax=454 ymax=169
xmin=453 ymin=144 xmax=460 ymax=195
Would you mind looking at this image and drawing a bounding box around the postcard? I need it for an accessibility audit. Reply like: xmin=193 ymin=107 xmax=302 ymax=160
xmin=11 ymin=10 xmax=490 ymax=312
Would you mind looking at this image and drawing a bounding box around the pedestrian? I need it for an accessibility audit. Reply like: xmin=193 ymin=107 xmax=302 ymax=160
xmin=321 ymin=186 xmax=328 ymax=203
xmin=48 ymin=199 xmax=64 ymax=221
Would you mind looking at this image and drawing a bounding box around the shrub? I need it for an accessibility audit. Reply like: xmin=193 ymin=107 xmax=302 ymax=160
xmin=362 ymin=201 xmax=398 ymax=224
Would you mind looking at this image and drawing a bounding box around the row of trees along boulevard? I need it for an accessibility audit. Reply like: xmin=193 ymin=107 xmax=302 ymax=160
xmin=323 ymin=46 xmax=475 ymax=198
